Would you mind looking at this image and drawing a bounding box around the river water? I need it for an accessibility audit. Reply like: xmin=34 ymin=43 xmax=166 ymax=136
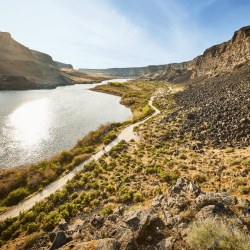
xmin=0 ymin=79 xmax=131 ymax=170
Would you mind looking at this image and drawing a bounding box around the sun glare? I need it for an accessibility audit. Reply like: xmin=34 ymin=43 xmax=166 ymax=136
xmin=7 ymin=98 xmax=51 ymax=151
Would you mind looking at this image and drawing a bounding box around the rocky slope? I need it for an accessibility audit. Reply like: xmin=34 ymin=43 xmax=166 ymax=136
xmin=25 ymin=178 xmax=249 ymax=250
xmin=151 ymin=62 xmax=250 ymax=149
xmin=79 ymin=25 xmax=250 ymax=83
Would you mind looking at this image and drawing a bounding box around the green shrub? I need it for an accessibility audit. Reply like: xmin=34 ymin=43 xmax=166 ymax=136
xmin=145 ymin=167 xmax=157 ymax=174
xmin=90 ymin=199 xmax=100 ymax=207
xmin=59 ymin=151 xmax=73 ymax=164
xmin=169 ymin=171 xmax=180 ymax=181
xmin=27 ymin=222 xmax=40 ymax=234
xmin=60 ymin=210 xmax=70 ymax=219
xmin=134 ymin=193 xmax=143 ymax=202
xmin=103 ymin=139 xmax=111 ymax=145
xmin=1 ymin=223 xmax=19 ymax=240
xmin=36 ymin=212 xmax=46 ymax=223
xmin=179 ymin=163 xmax=189 ymax=169
xmin=154 ymin=187 xmax=162 ymax=196
xmin=99 ymin=206 xmax=114 ymax=216
xmin=45 ymin=202 xmax=54 ymax=213
xmin=58 ymin=203 xmax=78 ymax=218
xmin=105 ymin=185 xmax=115 ymax=194
xmin=71 ymin=192 xmax=78 ymax=199
xmin=19 ymin=211 xmax=36 ymax=224
xmin=108 ymin=82 xmax=127 ymax=87
xmin=159 ymin=171 xmax=170 ymax=181
xmin=187 ymin=218 xmax=250 ymax=249
xmin=119 ymin=186 xmax=133 ymax=202
xmin=5 ymin=187 xmax=29 ymax=206
xmin=12 ymin=228 xmax=22 ymax=239
xmin=65 ymin=182 xmax=74 ymax=193
xmin=42 ymin=211 xmax=62 ymax=232
xmin=79 ymin=191 xmax=87 ymax=200
xmin=73 ymin=197 xmax=82 ymax=204
xmin=32 ymin=201 xmax=46 ymax=214
xmin=103 ymin=133 xmax=117 ymax=145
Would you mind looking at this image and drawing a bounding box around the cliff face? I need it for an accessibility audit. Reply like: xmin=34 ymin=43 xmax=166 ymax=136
xmin=0 ymin=32 xmax=70 ymax=90
xmin=55 ymin=61 xmax=73 ymax=69
xmin=79 ymin=25 xmax=250 ymax=83
xmin=79 ymin=61 xmax=192 ymax=81
xmin=191 ymin=25 xmax=250 ymax=79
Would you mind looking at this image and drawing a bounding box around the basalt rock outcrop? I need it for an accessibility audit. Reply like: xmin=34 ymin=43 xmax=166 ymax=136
xmin=80 ymin=25 xmax=250 ymax=83
xmin=171 ymin=62 xmax=250 ymax=149
xmin=26 ymin=178 xmax=247 ymax=250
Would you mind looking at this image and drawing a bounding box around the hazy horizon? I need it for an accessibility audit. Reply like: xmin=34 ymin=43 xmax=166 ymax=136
xmin=1 ymin=0 xmax=250 ymax=69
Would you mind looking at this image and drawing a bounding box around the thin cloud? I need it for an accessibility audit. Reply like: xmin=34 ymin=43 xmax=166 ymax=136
xmin=0 ymin=0 xmax=230 ymax=69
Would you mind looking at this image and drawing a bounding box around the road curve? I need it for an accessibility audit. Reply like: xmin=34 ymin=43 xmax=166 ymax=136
xmin=0 ymin=96 xmax=161 ymax=221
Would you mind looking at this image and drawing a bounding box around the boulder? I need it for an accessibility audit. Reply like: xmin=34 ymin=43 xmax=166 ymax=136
xmin=90 ymin=214 xmax=106 ymax=229
xmin=150 ymin=194 xmax=164 ymax=209
xmin=195 ymin=202 xmax=235 ymax=220
xmin=157 ymin=236 xmax=175 ymax=250
xmin=49 ymin=231 xmax=67 ymax=250
xmin=93 ymin=219 xmax=137 ymax=250
xmin=162 ymin=211 xmax=182 ymax=227
xmin=122 ymin=209 xmax=151 ymax=238
xmin=169 ymin=177 xmax=201 ymax=197
xmin=194 ymin=192 xmax=237 ymax=209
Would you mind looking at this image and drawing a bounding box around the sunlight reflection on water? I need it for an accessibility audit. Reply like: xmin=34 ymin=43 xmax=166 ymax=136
xmin=0 ymin=79 xmax=131 ymax=170
xmin=7 ymin=98 xmax=50 ymax=151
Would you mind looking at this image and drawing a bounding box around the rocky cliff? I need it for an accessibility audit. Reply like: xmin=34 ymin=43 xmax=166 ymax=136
xmin=55 ymin=61 xmax=73 ymax=69
xmin=79 ymin=25 xmax=250 ymax=83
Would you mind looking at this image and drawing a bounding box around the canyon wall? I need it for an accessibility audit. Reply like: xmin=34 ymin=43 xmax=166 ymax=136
xmin=79 ymin=25 xmax=250 ymax=83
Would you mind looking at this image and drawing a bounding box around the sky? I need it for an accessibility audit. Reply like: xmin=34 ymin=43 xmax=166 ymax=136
xmin=1 ymin=0 xmax=250 ymax=69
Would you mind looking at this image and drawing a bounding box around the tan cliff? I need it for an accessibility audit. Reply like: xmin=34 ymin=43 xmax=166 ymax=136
xmin=191 ymin=25 xmax=250 ymax=79
xmin=80 ymin=25 xmax=250 ymax=83
xmin=0 ymin=32 xmax=71 ymax=90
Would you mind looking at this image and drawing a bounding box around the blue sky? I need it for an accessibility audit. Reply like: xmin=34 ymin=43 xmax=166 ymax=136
xmin=1 ymin=0 xmax=249 ymax=69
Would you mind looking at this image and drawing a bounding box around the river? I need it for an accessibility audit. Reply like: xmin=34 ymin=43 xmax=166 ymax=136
xmin=0 ymin=79 xmax=131 ymax=170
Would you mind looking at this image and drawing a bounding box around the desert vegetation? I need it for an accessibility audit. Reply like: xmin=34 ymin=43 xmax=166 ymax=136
xmin=0 ymin=78 xmax=250 ymax=250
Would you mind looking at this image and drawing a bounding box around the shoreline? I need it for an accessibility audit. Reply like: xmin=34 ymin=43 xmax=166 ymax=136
xmin=0 ymin=94 xmax=160 ymax=220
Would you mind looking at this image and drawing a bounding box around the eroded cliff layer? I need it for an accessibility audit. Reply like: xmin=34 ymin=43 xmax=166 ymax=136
xmin=79 ymin=25 xmax=250 ymax=83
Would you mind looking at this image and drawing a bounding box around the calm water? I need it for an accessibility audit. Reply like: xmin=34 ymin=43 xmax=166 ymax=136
xmin=0 ymin=79 xmax=131 ymax=170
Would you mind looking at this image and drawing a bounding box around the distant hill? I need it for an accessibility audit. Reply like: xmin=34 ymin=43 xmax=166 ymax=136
xmin=55 ymin=61 xmax=73 ymax=69
xmin=79 ymin=25 xmax=250 ymax=84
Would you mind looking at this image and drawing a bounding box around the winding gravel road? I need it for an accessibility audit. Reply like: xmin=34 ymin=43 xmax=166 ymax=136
xmin=0 ymin=95 xmax=161 ymax=221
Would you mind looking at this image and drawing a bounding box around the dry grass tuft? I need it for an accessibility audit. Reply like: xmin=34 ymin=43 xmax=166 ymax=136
xmin=187 ymin=218 xmax=250 ymax=250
